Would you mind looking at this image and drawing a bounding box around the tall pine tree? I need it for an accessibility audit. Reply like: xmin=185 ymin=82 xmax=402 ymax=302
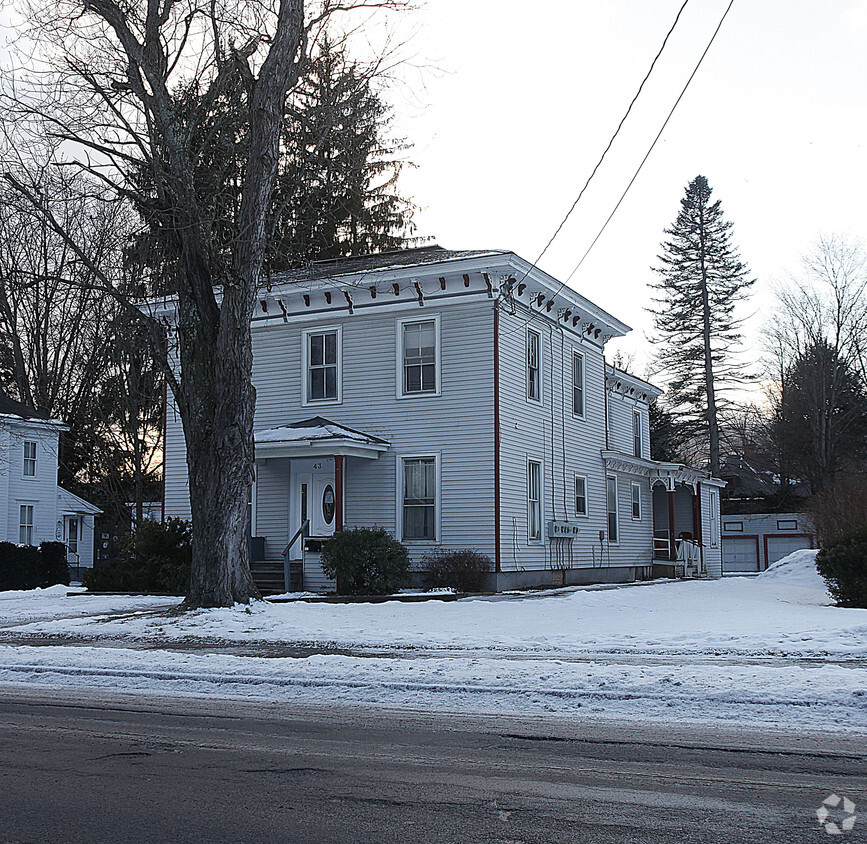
xmin=650 ymin=175 xmax=754 ymax=477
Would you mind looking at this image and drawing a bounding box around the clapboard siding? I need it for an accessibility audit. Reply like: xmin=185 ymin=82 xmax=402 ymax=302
xmin=251 ymin=296 xmax=496 ymax=568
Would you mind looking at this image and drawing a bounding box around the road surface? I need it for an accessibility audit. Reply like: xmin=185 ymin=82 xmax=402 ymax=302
xmin=0 ymin=687 xmax=863 ymax=843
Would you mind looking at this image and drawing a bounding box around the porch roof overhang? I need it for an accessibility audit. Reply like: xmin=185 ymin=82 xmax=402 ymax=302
xmin=254 ymin=416 xmax=390 ymax=460
xmin=601 ymin=451 xmax=727 ymax=491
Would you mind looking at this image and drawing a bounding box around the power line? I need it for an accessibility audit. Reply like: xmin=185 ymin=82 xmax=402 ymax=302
xmin=501 ymin=0 xmax=735 ymax=337
xmin=564 ymin=0 xmax=736 ymax=285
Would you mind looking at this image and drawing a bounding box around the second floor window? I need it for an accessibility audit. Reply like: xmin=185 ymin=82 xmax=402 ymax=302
xmin=23 ymin=441 xmax=37 ymax=477
xmin=306 ymin=330 xmax=339 ymax=402
xmin=633 ymin=410 xmax=642 ymax=458
xmin=402 ymin=320 xmax=437 ymax=394
xmin=527 ymin=330 xmax=541 ymax=402
xmin=572 ymin=352 xmax=584 ymax=417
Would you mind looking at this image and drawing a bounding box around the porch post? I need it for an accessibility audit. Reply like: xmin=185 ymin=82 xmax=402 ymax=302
xmin=693 ymin=482 xmax=702 ymax=543
xmin=668 ymin=488 xmax=677 ymax=561
xmin=334 ymin=454 xmax=344 ymax=533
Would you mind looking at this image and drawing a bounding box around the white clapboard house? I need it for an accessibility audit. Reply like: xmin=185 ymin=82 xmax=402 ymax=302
xmin=160 ymin=247 xmax=725 ymax=592
xmin=0 ymin=393 xmax=100 ymax=573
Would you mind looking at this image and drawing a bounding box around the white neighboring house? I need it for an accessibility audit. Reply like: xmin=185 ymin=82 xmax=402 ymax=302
xmin=158 ymin=246 xmax=725 ymax=592
xmin=0 ymin=393 xmax=100 ymax=571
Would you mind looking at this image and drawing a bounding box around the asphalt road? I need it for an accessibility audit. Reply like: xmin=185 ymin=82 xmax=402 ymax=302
xmin=0 ymin=688 xmax=863 ymax=844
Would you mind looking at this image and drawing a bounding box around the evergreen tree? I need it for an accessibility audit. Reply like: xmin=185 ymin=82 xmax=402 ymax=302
xmin=649 ymin=175 xmax=754 ymax=477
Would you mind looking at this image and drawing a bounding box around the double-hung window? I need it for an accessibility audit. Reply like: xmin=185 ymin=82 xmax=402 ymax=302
xmin=526 ymin=330 xmax=541 ymax=402
xmin=572 ymin=352 xmax=584 ymax=417
xmin=631 ymin=482 xmax=641 ymax=520
xmin=606 ymin=476 xmax=618 ymax=543
xmin=402 ymin=456 xmax=437 ymax=540
xmin=67 ymin=518 xmax=79 ymax=556
xmin=709 ymin=492 xmax=719 ymax=547
xmin=633 ymin=410 xmax=642 ymax=458
xmin=23 ymin=441 xmax=37 ymax=477
xmin=574 ymin=475 xmax=587 ymax=516
xmin=19 ymin=505 xmax=34 ymax=545
xmin=401 ymin=319 xmax=438 ymax=395
xmin=304 ymin=328 xmax=340 ymax=403
xmin=527 ymin=460 xmax=542 ymax=541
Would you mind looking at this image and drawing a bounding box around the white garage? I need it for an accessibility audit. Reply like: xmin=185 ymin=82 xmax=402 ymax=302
xmin=722 ymin=513 xmax=814 ymax=575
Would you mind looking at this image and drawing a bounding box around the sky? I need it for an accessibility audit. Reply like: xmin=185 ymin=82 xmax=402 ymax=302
xmin=382 ymin=0 xmax=867 ymax=377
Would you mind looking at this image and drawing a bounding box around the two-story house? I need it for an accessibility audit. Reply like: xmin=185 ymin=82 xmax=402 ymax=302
xmin=0 ymin=393 xmax=100 ymax=573
xmin=161 ymin=247 xmax=724 ymax=592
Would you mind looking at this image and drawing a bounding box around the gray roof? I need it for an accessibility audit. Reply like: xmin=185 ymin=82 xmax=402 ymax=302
xmin=0 ymin=392 xmax=50 ymax=421
xmin=255 ymin=417 xmax=389 ymax=447
xmin=263 ymin=246 xmax=508 ymax=285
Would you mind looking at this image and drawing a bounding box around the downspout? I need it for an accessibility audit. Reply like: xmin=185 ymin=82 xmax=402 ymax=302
xmin=493 ymin=303 xmax=501 ymax=574
xmin=603 ymin=363 xmax=610 ymax=450
xmin=161 ymin=355 xmax=167 ymax=526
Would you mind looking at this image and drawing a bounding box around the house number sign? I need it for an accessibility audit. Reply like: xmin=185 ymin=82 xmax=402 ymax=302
xmin=547 ymin=521 xmax=579 ymax=538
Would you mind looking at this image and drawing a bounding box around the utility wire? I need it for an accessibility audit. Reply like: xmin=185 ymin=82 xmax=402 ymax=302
xmin=564 ymin=0 xmax=736 ymax=284
xmin=500 ymin=0 xmax=735 ymax=337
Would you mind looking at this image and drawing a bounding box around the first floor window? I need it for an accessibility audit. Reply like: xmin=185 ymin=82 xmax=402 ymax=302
xmin=403 ymin=457 xmax=436 ymax=540
xmin=307 ymin=330 xmax=339 ymax=402
xmin=606 ymin=477 xmax=618 ymax=543
xmin=526 ymin=329 xmax=541 ymax=402
xmin=631 ymin=482 xmax=641 ymax=520
xmin=19 ymin=505 xmax=34 ymax=545
xmin=709 ymin=491 xmax=719 ymax=547
xmin=574 ymin=475 xmax=587 ymax=516
xmin=528 ymin=460 xmax=542 ymax=541
xmin=403 ymin=320 xmax=437 ymax=394
xmin=572 ymin=352 xmax=584 ymax=417
xmin=23 ymin=441 xmax=37 ymax=477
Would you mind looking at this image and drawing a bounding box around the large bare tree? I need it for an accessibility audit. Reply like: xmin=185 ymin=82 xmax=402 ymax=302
xmin=4 ymin=0 xmax=405 ymax=607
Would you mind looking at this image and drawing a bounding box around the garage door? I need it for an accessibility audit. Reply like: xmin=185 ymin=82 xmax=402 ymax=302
xmin=766 ymin=535 xmax=812 ymax=567
xmin=722 ymin=536 xmax=759 ymax=574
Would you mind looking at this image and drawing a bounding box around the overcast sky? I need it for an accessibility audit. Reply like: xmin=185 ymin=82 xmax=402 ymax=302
xmin=387 ymin=0 xmax=867 ymax=376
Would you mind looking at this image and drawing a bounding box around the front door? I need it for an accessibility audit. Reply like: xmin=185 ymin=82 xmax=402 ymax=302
xmin=290 ymin=458 xmax=336 ymax=554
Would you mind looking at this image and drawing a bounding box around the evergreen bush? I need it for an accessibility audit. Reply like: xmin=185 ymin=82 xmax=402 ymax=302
xmin=422 ymin=549 xmax=493 ymax=593
xmin=0 ymin=542 xmax=69 ymax=590
xmin=320 ymin=527 xmax=410 ymax=595
xmin=815 ymin=524 xmax=867 ymax=608
xmin=39 ymin=542 xmax=70 ymax=588
xmin=83 ymin=518 xmax=192 ymax=594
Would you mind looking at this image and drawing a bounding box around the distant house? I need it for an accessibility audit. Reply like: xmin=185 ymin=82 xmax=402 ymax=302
xmin=0 ymin=393 xmax=100 ymax=573
xmin=158 ymin=247 xmax=725 ymax=592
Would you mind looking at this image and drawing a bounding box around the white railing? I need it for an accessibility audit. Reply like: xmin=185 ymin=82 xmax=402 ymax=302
xmin=676 ymin=538 xmax=705 ymax=576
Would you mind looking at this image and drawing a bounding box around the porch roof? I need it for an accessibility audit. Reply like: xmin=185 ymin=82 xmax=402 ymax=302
xmin=601 ymin=451 xmax=727 ymax=490
xmin=254 ymin=417 xmax=390 ymax=460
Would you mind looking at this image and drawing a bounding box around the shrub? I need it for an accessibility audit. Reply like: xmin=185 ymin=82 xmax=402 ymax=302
xmin=815 ymin=524 xmax=867 ymax=608
xmin=39 ymin=542 xmax=70 ymax=588
xmin=0 ymin=542 xmax=71 ymax=591
xmin=422 ymin=549 xmax=493 ymax=593
xmin=83 ymin=518 xmax=191 ymax=594
xmin=320 ymin=527 xmax=410 ymax=595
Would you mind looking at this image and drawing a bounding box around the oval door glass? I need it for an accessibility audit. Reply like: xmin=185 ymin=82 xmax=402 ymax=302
xmin=322 ymin=485 xmax=335 ymax=525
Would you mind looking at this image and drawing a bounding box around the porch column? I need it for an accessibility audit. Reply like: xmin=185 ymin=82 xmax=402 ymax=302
xmin=668 ymin=488 xmax=677 ymax=561
xmin=693 ymin=482 xmax=703 ymax=544
xmin=334 ymin=454 xmax=344 ymax=533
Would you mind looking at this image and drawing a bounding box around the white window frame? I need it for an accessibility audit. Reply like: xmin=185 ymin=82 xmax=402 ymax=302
xmin=66 ymin=516 xmax=79 ymax=556
xmin=527 ymin=458 xmax=543 ymax=543
xmin=302 ymin=325 xmax=342 ymax=405
xmin=526 ymin=328 xmax=542 ymax=404
xmin=606 ymin=476 xmax=619 ymax=544
xmin=571 ymin=351 xmax=585 ymax=418
xmin=709 ymin=491 xmax=719 ymax=547
xmin=574 ymin=474 xmax=588 ymax=517
xmin=23 ymin=440 xmax=37 ymax=478
xmin=631 ymin=482 xmax=642 ymax=520
xmin=397 ymin=453 xmax=440 ymax=543
xmin=19 ymin=504 xmax=34 ymax=546
xmin=633 ymin=409 xmax=642 ymax=458
xmin=396 ymin=315 xmax=441 ymax=398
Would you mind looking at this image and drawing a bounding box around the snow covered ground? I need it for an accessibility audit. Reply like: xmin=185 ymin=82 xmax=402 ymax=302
xmin=1 ymin=550 xmax=865 ymax=734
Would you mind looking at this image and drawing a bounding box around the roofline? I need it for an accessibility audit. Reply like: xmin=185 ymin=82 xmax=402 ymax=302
xmin=0 ymin=412 xmax=68 ymax=430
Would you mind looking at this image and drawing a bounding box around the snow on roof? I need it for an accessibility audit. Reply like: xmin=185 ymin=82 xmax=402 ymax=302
xmin=254 ymin=417 xmax=388 ymax=446
xmin=0 ymin=392 xmax=54 ymax=422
